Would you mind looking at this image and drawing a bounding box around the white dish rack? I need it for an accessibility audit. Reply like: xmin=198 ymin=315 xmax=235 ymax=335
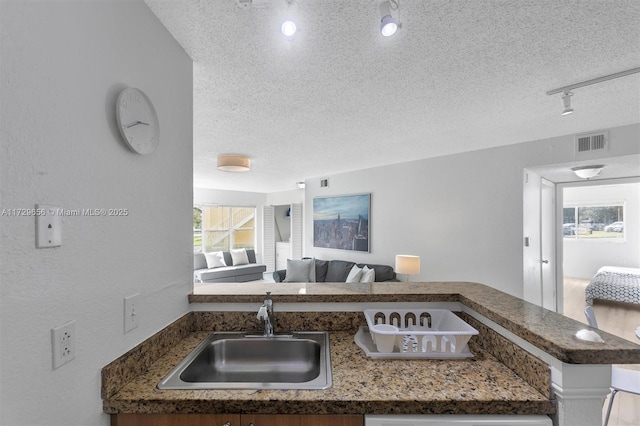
xmin=355 ymin=308 xmax=479 ymax=359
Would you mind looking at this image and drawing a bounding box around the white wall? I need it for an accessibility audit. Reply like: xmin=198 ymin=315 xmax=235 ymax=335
xmin=562 ymin=181 xmax=640 ymax=279
xmin=0 ymin=2 xmax=193 ymax=425
xmin=305 ymin=124 xmax=640 ymax=297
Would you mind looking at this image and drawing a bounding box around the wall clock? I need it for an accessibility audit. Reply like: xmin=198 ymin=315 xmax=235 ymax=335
xmin=115 ymin=87 xmax=160 ymax=155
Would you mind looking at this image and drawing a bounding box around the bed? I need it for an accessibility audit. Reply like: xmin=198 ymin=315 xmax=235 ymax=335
xmin=585 ymin=266 xmax=640 ymax=306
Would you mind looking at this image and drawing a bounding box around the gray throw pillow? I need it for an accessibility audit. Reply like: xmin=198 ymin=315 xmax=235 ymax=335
xmin=283 ymin=258 xmax=315 ymax=282
xmin=325 ymin=260 xmax=355 ymax=282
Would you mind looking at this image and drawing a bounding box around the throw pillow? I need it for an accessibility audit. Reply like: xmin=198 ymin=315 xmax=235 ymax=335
xmin=204 ymin=251 xmax=227 ymax=269
xmin=325 ymin=260 xmax=355 ymax=282
xmin=314 ymin=259 xmax=329 ymax=282
xmin=360 ymin=265 xmax=376 ymax=283
xmin=230 ymin=248 xmax=249 ymax=266
xmin=284 ymin=258 xmax=315 ymax=282
xmin=346 ymin=264 xmax=363 ymax=283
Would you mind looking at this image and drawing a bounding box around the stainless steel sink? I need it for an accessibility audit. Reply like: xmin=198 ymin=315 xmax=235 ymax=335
xmin=158 ymin=331 xmax=332 ymax=390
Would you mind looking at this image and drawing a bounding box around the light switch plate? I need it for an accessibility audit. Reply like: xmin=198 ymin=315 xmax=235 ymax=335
xmin=36 ymin=204 xmax=62 ymax=248
xmin=124 ymin=294 xmax=140 ymax=333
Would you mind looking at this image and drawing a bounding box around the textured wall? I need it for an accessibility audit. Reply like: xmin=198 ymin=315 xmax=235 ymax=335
xmin=304 ymin=124 xmax=640 ymax=298
xmin=0 ymin=1 xmax=192 ymax=425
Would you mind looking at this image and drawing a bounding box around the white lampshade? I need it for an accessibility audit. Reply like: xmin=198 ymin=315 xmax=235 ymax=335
xmin=217 ymin=155 xmax=250 ymax=172
xmin=395 ymin=255 xmax=420 ymax=275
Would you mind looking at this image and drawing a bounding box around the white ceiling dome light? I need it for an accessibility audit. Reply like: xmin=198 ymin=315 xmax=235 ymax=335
xmin=571 ymin=165 xmax=604 ymax=179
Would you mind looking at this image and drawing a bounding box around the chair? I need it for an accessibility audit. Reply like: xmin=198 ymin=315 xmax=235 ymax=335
xmin=584 ymin=306 xmax=640 ymax=426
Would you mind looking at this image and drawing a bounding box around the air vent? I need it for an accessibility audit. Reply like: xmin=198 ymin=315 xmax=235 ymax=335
xmin=320 ymin=179 xmax=329 ymax=188
xmin=575 ymin=131 xmax=608 ymax=155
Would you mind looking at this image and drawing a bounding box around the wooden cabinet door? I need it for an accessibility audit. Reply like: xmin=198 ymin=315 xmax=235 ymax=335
xmin=240 ymin=414 xmax=363 ymax=426
xmin=111 ymin=413 xmax=240 ymax=426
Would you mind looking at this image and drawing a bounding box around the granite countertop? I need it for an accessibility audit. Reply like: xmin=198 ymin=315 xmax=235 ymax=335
xmin=103 ymin=330 xmax=556 ymax=415
xmin=190 ymin=281 xmax=640 ymax=364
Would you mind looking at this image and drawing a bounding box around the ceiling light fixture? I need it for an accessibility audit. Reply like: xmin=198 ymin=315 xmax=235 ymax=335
xmin=561 ymin=91 xmax=574 ymax=116
xmin=217 ymin=155 xmax=251 ymax=172
xmin=281 ymin=20 xmax=297 ymax=37
xmin=281 ymin=0 xmax=298 ymax=37
xmin=379 ymin=0 xmax=400 ymax=37
xmin=546 ymin=66 xmax=640 ymax=116
xmin=571 ymin=165 xmax=604 ymax=180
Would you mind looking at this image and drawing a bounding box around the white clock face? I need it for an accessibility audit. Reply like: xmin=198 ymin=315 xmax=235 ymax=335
xmin=116 ymin=88 xmax=160 ymax=155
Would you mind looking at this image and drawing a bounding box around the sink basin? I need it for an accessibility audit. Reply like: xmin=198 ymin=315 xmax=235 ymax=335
xmin=158 ymin=331 xmax=332 ymax=390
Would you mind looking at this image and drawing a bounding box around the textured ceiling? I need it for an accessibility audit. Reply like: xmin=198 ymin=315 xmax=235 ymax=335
xmin=145 ymin=0 xmax=640 ymax=193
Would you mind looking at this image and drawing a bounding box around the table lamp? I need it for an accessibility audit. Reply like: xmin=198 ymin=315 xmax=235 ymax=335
xmin=395 ymin=255 xmax=420 ymax=282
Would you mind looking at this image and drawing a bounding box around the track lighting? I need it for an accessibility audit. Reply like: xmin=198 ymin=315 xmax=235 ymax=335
xmin=380 ymin=0 xmax=400 ymax=37
xmin=281 ymin=20 xmax=296 ymax=36
xmin=281 ymin=0 xmax=298 ymax=37
xmin=546 ymin=67 xmax=640 ymax=116
xmin=561 ymin=91 xmax=574 ymax=116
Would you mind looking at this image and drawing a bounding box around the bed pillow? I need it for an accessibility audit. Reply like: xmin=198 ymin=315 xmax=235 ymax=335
xmin=360 ymin=265 xmax=376 ymax=283
xmin=204 ymin=251 xmax=227 ymax=268
xmin=230 ymin=248 xmax=249 ymax=266
xmin=346 ymin=265 xmax=363 ymax=283
xmin=284 ymin=258 xmax=315 ymax=282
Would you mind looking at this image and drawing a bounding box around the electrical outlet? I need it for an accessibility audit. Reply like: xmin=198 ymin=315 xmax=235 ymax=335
xmin=124 ymin=294 xmax=140 ymax=333
xmin=51 ymin=320 xmax=75 ymax=369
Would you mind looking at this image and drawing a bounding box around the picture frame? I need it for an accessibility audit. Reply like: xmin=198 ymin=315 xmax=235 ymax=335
xmin=313 ymin=193 xmax=370 ymax=252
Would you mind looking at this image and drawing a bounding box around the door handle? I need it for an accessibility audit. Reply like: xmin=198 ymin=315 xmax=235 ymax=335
xmin=542 ymin=260 xmax=549 ymax=264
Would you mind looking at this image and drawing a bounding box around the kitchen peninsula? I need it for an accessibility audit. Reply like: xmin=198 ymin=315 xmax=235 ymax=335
xmin=103 ymin=281 xmax=640 ymax=426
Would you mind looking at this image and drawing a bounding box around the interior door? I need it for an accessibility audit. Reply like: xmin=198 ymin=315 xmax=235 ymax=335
xmin=540 ymin=179 xmax=556 ymax=311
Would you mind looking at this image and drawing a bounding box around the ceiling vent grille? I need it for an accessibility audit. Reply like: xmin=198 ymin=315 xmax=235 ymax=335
xmin=575 ymin=131 xmax=608 ymax=155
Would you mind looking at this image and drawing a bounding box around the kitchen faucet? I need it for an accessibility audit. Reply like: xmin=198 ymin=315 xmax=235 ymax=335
xmin=256 ymin=291 xmax=274 ymax=337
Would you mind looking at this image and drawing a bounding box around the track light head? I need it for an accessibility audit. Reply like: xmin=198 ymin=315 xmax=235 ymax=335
xmin=561 ymin=91 xmax=574 ymax=116
xmin=379 ymin=1 xmax=400 ymax=37
xmin=380 ymin=15 xmax=398 ymax=36
xmin=281 ymin=0 xmax=298 ymax=37
xmin=281 ymin=20 xmax=297 ymax=36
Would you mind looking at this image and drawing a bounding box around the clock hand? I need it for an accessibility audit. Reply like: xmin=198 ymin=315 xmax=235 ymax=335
xmin=125 ymin=121 xmax=150 ymax=128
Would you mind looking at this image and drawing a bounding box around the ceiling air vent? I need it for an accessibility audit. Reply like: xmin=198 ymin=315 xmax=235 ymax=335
xmin=320 ymin=178 xmax=329 ymax=188
xmin=575 ymin=131 xmax=608 ymax=155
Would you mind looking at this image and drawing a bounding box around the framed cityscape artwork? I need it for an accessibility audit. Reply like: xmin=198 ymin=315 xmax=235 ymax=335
xmin=313 ymin=193 xmax=370 ymax=252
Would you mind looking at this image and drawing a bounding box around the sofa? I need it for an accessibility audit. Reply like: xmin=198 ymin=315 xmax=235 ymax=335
xmin=194 ymin=249 xmax=266 ymax=283
xmin=273 ymin=258 xmax=398 ymax=283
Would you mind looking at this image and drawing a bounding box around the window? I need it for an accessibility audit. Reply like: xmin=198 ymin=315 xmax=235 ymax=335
xmin=563 ymin=204 xmax=624 ymax=240
xmin=194 ymin=205 xmax=256 ymax=253
xmin=193 ymin=207 xmax=202 ymax=253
